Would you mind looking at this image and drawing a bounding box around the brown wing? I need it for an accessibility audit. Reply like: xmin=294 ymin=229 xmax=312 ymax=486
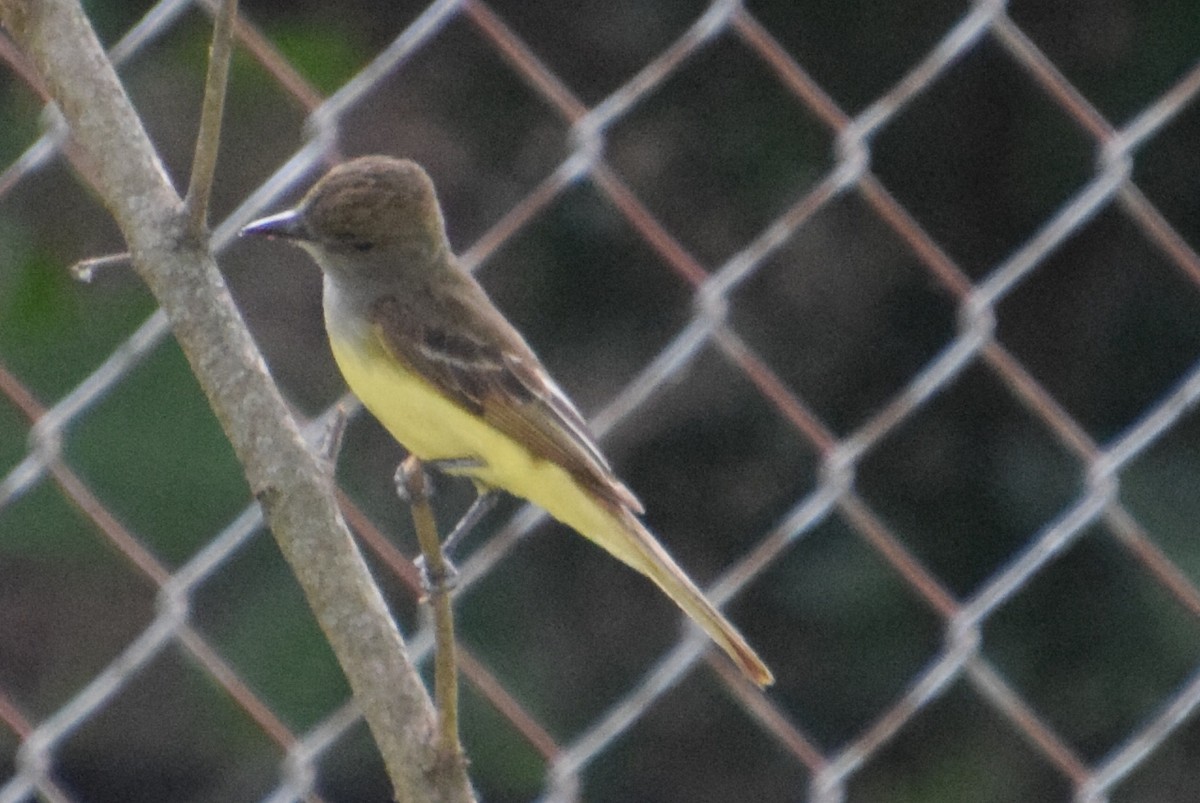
xmin=369 ymin=287 xmax=643 ymax=514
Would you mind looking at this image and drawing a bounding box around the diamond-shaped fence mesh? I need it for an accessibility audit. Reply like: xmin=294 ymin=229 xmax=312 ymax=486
xmin=4 ymin=1 xmax=1200 ymax=800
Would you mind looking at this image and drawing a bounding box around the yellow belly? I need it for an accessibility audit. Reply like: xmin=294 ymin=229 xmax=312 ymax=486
xmin=328 ymin=333 xmax=619 ymax=543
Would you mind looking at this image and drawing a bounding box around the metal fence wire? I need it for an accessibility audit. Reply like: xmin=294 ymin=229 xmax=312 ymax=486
xmin=4 ymin=0 xmax=1200 ymax=800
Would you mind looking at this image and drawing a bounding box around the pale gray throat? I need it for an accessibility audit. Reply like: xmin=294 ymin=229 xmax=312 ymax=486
xmin=321 ymin=271 xmax=382 ymax=346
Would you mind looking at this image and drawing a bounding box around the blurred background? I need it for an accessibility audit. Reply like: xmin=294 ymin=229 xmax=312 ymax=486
xmin=4 ymin=0 xmax=1200 ymax=800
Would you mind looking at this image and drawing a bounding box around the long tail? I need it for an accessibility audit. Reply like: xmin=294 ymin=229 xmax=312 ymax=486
xmin=591 ymin=505 xmax=774 ymax=687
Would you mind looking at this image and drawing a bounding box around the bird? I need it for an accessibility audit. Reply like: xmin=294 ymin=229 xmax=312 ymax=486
xmin=241 ymin=155 xmax=773 ymax=686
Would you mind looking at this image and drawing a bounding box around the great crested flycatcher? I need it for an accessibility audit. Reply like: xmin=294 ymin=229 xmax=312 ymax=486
xmin=242 ymin=155 xmax=773 ymax=687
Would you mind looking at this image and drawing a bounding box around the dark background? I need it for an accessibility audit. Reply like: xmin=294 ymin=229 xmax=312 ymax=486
xmin=4 ymin=1 xmax=1200 ymax=800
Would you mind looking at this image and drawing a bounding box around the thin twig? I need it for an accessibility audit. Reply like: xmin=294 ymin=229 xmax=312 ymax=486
xmin=69 ymin=251 xmax=130 ymax=282
xmin=397 ymin=456 xmax=466 ymax=775
xmin=183 ymin=0 xmax=237 ymax=234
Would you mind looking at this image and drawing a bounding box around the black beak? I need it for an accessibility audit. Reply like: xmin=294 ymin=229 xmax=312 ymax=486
xmin=240 ymin=209 xmax=306 ymax=240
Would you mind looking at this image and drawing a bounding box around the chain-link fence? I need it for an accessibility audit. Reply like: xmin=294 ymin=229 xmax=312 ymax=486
xmin=4 ymin=1 xmax=1200 ymax=800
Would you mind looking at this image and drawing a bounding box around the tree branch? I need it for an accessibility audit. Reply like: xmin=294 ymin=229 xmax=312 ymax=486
xmin=0 ymin=1 xmax=474 ymax=800
xmin=397 ymin=458 xmax=466 ymax=774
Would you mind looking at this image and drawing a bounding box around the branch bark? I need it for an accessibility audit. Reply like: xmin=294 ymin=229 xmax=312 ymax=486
xmin=0 ymin=1 xmax=475 ymax=800
xmin=397 ymin=458 xmax=465 ymax=774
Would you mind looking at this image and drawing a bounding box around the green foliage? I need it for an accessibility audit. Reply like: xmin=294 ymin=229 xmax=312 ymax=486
xmin=261 ymin=20 xmax=366 ymax=95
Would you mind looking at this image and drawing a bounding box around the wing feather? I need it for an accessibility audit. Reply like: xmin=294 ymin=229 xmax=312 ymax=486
xmin=370 ymin=291 xmax=643 ymax=513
